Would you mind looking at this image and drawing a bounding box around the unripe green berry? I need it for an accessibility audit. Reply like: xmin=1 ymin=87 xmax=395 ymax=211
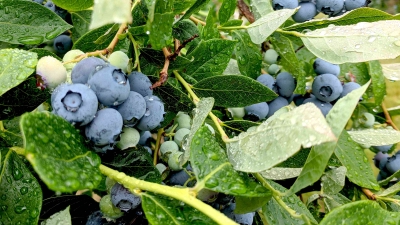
xmin=267 ymin=64 xmax=280 ymax=75
xmin=264 ymin=49 xmax=279 ymax=64
xmin=62 ymin=49 xmax=84 ymax=71
xmin=360 ymin=112 xmax=375 ymax=128
xmin=228 ymin=107 xmax=245 ymax=119
xmin=116 ymin=127 xmax=140 ymax=150
xmin=108 ymin=51 xmax=129 ymax=73
xmin=174 ymin=128 xmax=190 ymax=147
xmin=168 ymin=151 xmax=183 ymax=171
xmin=100 ymin=194 xmax=124 ymax=220
xmin=160 ymin=140 xmax=179 ymax=155
xmin=175 ymin=112 xmax=191 ymax=130
xmin=36 ymin=56 xmax=67 ymax=89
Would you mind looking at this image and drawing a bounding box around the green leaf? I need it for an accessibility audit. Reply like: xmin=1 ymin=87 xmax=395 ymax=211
xmin=152 ymin=77 xmax=194 ymax=112
xmin=235 ymin=196 xmax=271 ymax=214
xmin=20 ymin=112 xmax=103 ymax=192
xmin=172 ymin=19 xmax=200 ymax=42
xmin=90 ymin=0 xmax=132 ymax=29
xmin=73 ymin=24 xmax=129 ymax=52
xmin=52 ymin=0 xmax=93 ymax=11
xmin=323 ymin=193 xmax=352 ymax=212
xmin=223 ymin=59 xmax=241 ymax=75
xmin=219 ymin=0 xmax=237 ymax=24
xmin=377 ymin=180 xmax=400 ymax=197
xmin=227 ymin=103 xmax=336 ymax=172
xmin=300 ymin=20 xmax=400 ymax=64
xmin=284 ymin=8 xmax=400 ymax=32
xmin=271 ymin=32 xmax=307 ymax=94
xmin=202 ymin=8 xmax=220 ymax=40
xmin=183 ymin=39 xmax=236 ymax=81
xmin=131 ymin=1 xmax=149 ymax=27
xmin=141 ymin=192 xmax=218 ymax=225
xmin=173 ymin=0 xmax=196 ymax=14
xmin=148 ymin=0 xmax=174 ymax=50
xmin=103 ymin=146 xmax=161 ymax=183
xmin=71 ymin=10 xmax=92 ymax=41
xmin=321 ymin=166 xmax=346 ymax=195
xmin=262 ymin=180 xmax=318 ymax=225
xmin=0 ymin=149 xmax=42 ymax=225
xmin=180 ymin=0 xmax=211 ymax=20
xmin=348 ymin=128 xmax=400 ymax=146
xmin=287 ymin=81 xmax=370 ymax=195
xmin=378 ymin=168 xmax=400 ymax=186
xmin=192 ymin=75 xmax=277 ymax=107
xmin=232 ymin=30 xmax=262 ymax=79
xmin=260 ymin=167 xmax=302 ymax=180
xmin=380 ymin=58 xmax=400 ymax=81
xmin=0 ymin=49 xmax=37 ymax=97
xmin=366 ymin=60 xmax=386 ymax=105
xmin=222 ymin=120 xmax=260 ymax=137
xmin=0 ymin=117 xmax=23 ymax=147
xmin=29 ymin=48 xmax=61 ymax=61
xmin=181 ymin=98 xmax=214 ymax=166
xmin=340 ymin=62 xmax=371 ymax=85
xmin=221 ymin=19 xmax=243 ymax=27
xmin=247 ymin=8 xmax=297 ymax=44
xmin=0 ymin=1 xmax=73 ymax=45
xmin=0 ymin=77 xmax=50 ymax=120
xmin=191 ymin=126 xmax=271 ymax=197
xmin=319 ymin=200 xmax=400 ymax=225
xmin=250 ymin=0 xmax=274 ymax=20
xmin=41 ymin=206 xmax=71 ymax=225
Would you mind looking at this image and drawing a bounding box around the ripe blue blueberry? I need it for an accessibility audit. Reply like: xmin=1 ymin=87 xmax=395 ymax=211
xmin=85 ymin=210 xmax=104 ymax=225
xmin=292 ymin=2 xmax=318 ymax=23
xmin=111 ymin=183 xmax=141 ymax=212
xmin=139 ymin=130 xmax=152 ymax=146
xmin=116 ymin=91 xmax=146 ymax=127
xmin=267 ymin=96 xmax=289 ymax=118
xmin=345 ymin=0 xmax=368 ymax=10
xmin=316 ymin=0 xmax=344 ymax=16
xmin=71 ymin=57 xmax=108 ymax=84
xmin=372 ymin=145 xmax=393 ymax=153
xmin=245 ymin=102 xmax=269 ymax=120
xmin=44 ymin=0 xmax=56 ymax=11
xmin=374 ymin=151 xmax=389 ymax=168
xmin=136 ymin=96 xmax=165 ymax=131
xmin=235 ymin=212 xmax=255 ymax=225
xmin=53 ymin=35 xmax=72 ymax=55
xmin=128 ymin=71 xmax=153 ymax=97
xmin=340 ymin=82 xmax=361 ymax=98
xmin=256 ymin=74 xmax=277 ymax=92
xmin=313 ymin=58 xmax=340 ymax=76
xmin=273 ymin=0 xmax=299 ymax=10
xmin=386 ymin=155 xmax=400 ymax=174
xmin=275 ymin=72 xmax=296 ymax=98
xmin=312 ymin=73 xmax=343 ymax=102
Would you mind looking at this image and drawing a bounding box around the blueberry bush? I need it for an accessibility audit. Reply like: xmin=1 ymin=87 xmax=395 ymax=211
xmin=2 ymin=0 xmax=400 ymax=224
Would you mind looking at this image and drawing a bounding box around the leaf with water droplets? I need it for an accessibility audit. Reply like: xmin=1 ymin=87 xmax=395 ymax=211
xmin=226 ymin=103 xmax=336 ymax=173
xmin=52 ymin=0 xmax=93 ymax=11
xmin=202 ymin=8 xmax=219 ymax=40
xmin=247 ymin=8 xmax=297 ymax=44
xmin=0 ymin=1 xmax=72 ymax=45
xmin=20 ymin=112 xmax=103 ymax=192
xmin=320 ymin=200 xmax=400 ymax=225
xmin=379 ymin=57 xmax=400 ymax=81
xmin=378 ymin=168 xmax=400 ymax=187
xmin=367 ymin=60 xmax=386 ymax=105
xmin=41 ymin=206 xmax=71 ymax=225
xmin=192 ymin=75 xmax=277 ymax=107
xmin=141 ymin=192 xmax=218 ymax=225
xmin=260 ymin=167 xmax=302 ymax=180
xmin=148 ymin=0 xmax=174 ymax=50
xmin=191 ymin=126 xmax=271 ymax=197
xmin=377 ymin=180 xmax=400 ymax=197
xmin=250 ymin=0 xmax=274 ymax=20
xmin=219 ymin=0 xmax=236 ymax=24
xmin=223 ymin=59 xmax=241 ymax=75
xmin=0 ymin=148 xmax=42 ymax=225
xmin=321 ymin=166 xmax=346 ymax=195
xmin=348 ymin=128 xmax=400 ymax=146
xmin=300 ymin=20 xmax=400 ymax=64
xmin=180 ymin=97 xmax=214 ymax=166
xmin=287 ymin=81 xmax=371 ymax=195
xmin=0 ymin=49 xmax=37 ymax=97
xmin=323 ymin=193 xmax=352 ymax=212
xmin=89 ymin=0 xmax=132 ymax=29
xmin=71 ymin=10 xmax=92 ymax=41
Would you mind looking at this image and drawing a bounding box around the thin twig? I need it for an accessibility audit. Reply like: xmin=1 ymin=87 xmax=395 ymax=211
xmin=168 ymin=34 xmax=199 ymax=61
xmin=362 ymin=188 xmax=376 ymax=200
xmin=382 ymin=103 xmax=399 ymax=130
xmin=237 ymin=0 xmax=255 ymax=23
xmin=151 ymin=48 xmax=171 ymax=89
xmin=189 ymin=16 xmax=206 ymax=26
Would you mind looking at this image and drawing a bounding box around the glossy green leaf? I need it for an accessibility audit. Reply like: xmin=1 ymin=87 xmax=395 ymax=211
xmin=52 ymin=0 xmax=93 ymax=11
xmin=192 ymin=75 xmax=277 ymax=107
xmin=377 ymin=180 xmax=400 ymax=197
xmin=378 ymin=168 xmax=400 ymax=186
xmin=173 ymin=0 xmax=196 ymax=14
xmin=0 ymin=1 xmax=73 ymax=45
xmin=71 ymin=10 xmax=92 ymax=38
xmin=184 ymin=39 xmax=237 ymax=81
xmin=284 ymin=8 xmax=400 ymax=32
xmin=260 ymin=168 xmax=302 ymax=180
xmin=287 ymin=81 xmax=371 ymax=195
xmin=172 ymin=19 xmax=200 ymax=46
xmin=320 ymin=200 xmax=400 ymax=225
xmin=202 ymin=8 xmax=219 ymax=40
xmin=0 ymin=77 xmax=50 ymax=120
xmin=380 ymin=57 xmax=400 ymax=81
xmin=221 ymin=19 xmax=243 ymax=27
xmin=235 ymin=196 xmax=271 ymax=214
xmin=227 ymin=103 xmax=336 ymax=172
xmin=323 ymin=193 xmax=352 ymax=212
xmin=300 ymin=20 xmax=400 ymax=64
xmin=321 ymin=166 xmax=346 ymax=195
xmin=271 ymin=32 xmax=307 ymax=94
xmin=0 ymin=149 xmax=42 ymax=225
xmin=141 ymin=192 xmax=218 ymax=225
xmin=348 ymin=128 xmax=400 ymax=146
xmin=219 ymin=0 xmax=237 ymax=24
xmin=20 ymin=112 xmax=103 ymax=192
xmin=180 ymin=0 xmax=211 ymax=20
xmin=181 ymin=98 xmax=214 ymax=166
xmin=191 ymin=126 xmax=271 ymax=197
xmin=247 ymin=8 xmax=297 ymax=44
xmin=147 ymin=0 xmax=174 ymax=50
xmin=262 ymin=180 xmax=317 ymax=225
xmin=90 ymin=0 xmax=132 ymax=29
xmin=232 ymin=30 xmax=262 ymax=79
xmin=250 ymin=0 xmax=274 ymax=20
xmin=0 ymin=117 xmax=23 ymax=147
xmin=0 ymin=49 xmax=37 ymax=97
xmin=41 ymin=206 xmax=71 ymax=225
xmin=366 ymin=60 xmax=386 ymax=105
xmin=340 ymin=62 xmax=371 ymax=85
xmin=29 ymin=48 xmax=61 ymax=61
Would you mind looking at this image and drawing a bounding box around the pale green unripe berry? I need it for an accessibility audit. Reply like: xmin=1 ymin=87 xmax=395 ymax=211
xmin=228 ymin=107 xmax=245 ymax=119
xmin=155 ymin=163 xmax=167 ymax=174
xmin=360 ymin=112 xmax=375 ymax=128
xmin=174 ymin=128 xmax=190 ymax=147
xmin=63 ymin=49 xmax=84 ymax=71
xmin=267 ymin=64 xmax=280 ymax=75
xmin=160 ymin=141 xmax=179 ymax=155
xmin=36 ymin=56 xmax=67 ymax=89
xmin=168 ymin=151 xmax=183 ymax=171
xmin=264 ymin=49 xmax=279 ymax=64
xmin=100 ymin=195 xmax=124 ymax=220
xmin=108 ymin=51 xmax=129 ymax=73
xmin=116 ymin=127 xmax=140 ymax=150
xmin=175 ymin=112 xmax=191 ymax=130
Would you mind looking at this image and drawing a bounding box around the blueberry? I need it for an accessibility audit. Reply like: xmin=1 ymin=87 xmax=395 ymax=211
xmin=228 ymin=107 xmax=246 ymax=119
xmin=44 ymin=0 xmax=56 ymax=11
xmin=303 ymin=98 xmax=332 ymax=116
xmin=244 ymin=102 xmax=269 ymax=120
xmin=175 ymin=112 xmax=191 ymax=130
xmin=267 ymin=96 xmax=289 ymax=117
xmin=108 ymin=51 xmax=129 ymax=73
xmin=116 ymin=91 xmax=146 ymax=126
xmin=377 ymin=170 xmax=389 ymax=181
xmin=111 ymin=183 xmax=141 ymax=212
xmin=267 ymin=64 xmax=280 ymax=75
xmin=292 ymin=2 xmax=318 ymax=23
xmin=36 ymin=56 xmax=67 ymax=89
xmin=85 ymin=210 xmax=105 ymax=225
xmin=292 ymin=94 xmax=309 ymax=106
xmin=256 ymin=74 xmax=276 ymax=92
xmin=136 ymin=95 xmax=165 ymax=131
xmin=222 ymin=203 xmax=236 ymax=220
xmin=128 ymin=71 xmax=153 ymax=97
xmin=168 ymin=165 xmax=193 ymax=186
xmin=313 ymin=58 xmax=340 ymax=76
xmin=88 ymin=66 xmax=130 ymax=107
xmin=378 ymin=154 xmax=389 ymax=171
xmin=386 ymin=155 xmax=400 ymax=174
xmin=53 ymin=35 xmax=72 ymax=55
xmin=273 ymin=0 xmax=299 ymax=10
xmin=275 ymin=72 xmax=296 ymax=98
xmin=71 ymin=57 xmax=108 ymax=84
xmin=139 ymin=131 xmax=152 ymax=146
xmin=345 ymin=0 xmax=368 ymax=10
xmin=374 ymin=151 xmax=389 ymax=168
xmin=51 ymin=83 xmax=98 ymax=125
xmin=160 ymin=140 xmax=179 ymax=155
xmin=263 ymin=49 xmax=279 ymax=64
xmin=316 ymin=0 xmax=344 ymax=16
xmin=32 ymin=0 xmax=44 ymax=4
xmin=372 ymin=145 xmax=393 ymax=153
xmin=85 ymin=108 xmax=123 ymax=149
xmin=312 ymin=73 xmax=343 ymax=102
xmin=116 ymin=127 xmax=141 ymax=150
xmin=360 ymin=112 xmax=375 ymax=128
xmin=340 ymin=82 xmax=361 ymax=98
xmin=174 ymin=128 xmax=190 ymax=147
xmin=62 ymin=49 xmax=84 ymax=71
xmin=168 ymin=151 xmax=184 ymax=171
xmin=235 ymin=212 xmax=255 ymax=225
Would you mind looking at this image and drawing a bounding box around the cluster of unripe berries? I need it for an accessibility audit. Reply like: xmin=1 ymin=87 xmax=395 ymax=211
xmin=272 ymin=0 xmax=369 ymax=22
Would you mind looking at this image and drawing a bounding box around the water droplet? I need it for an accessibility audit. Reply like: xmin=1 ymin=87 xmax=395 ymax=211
xmin=14 ymin=205 xmax=27 ymax=214
xmin=368 ymin=36 xmax=376 ymax=42
xmin=1 ymin=205 xmax=8 ymax=211
xmin=17 ymin=36 xmax=44 ymax=45
xmin=355 ymin=44 xmax=361 ymax=49
xmin=12 ymin=168 xmax=23 ymax=181
xmin=394 ymin=40 xmax=400 ymax=47
xmin=20 ymin=187 xmax=28 ymax=195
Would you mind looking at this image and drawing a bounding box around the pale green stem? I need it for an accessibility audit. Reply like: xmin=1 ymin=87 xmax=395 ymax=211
xmin=376 ymin=196 xmax=400 ymax=205
xmin=276 ymin=29 xmax=304 ymax=38
xmin=10 ymin=146 xmax=26 ymax=155
xmin=217 ymin=26 xmax=248 ymax=30
xmin=99 ymin=165 xmax=238 ymax=225
xmin=0 ymin=121 xmax=4 ymax=132
xmin=127 ymin=32 xmax=141 ymax=72
xmin=131 ymin=0 xmax=141 ymax=11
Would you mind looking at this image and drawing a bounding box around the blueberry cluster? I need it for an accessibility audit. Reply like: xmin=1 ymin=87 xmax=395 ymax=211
xmin=51 ymin=53 xmax=165 ymax=152
xmin=373 ymin=145 xmax=400 ymax=182
xmin=272 ymin=0 xmax=369 ymax=22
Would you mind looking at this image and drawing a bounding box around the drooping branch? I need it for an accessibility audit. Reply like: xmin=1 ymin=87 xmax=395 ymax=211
xmin=237 ymin=0 xmax=255 ymax=23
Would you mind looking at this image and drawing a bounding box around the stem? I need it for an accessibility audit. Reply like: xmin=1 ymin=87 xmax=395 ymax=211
xmin=189 ymin=16 xmax=206 ymax=26
xmin=153 ymin=128 xmax=164 ymax=165
xmin=276 ymin=29 xmax=304 ymax=38
xmin=131 ymin=0 xmax=140 ymax=11
xmin=10 ymin=146 xmax=25 ymax=155
xmin=375 ymin=196 xmax=400 ymax=205
xmin=237 ymin=0 xmax=255 ymax=23
xmin=362 ymin=188 xmax=376 ymax=200
xmin=381 ymin=103 xmax=399 ymax=131
xmin=106 ymin=23 xmax=128 ymax=53
xmin=253 ymin=173 xmax=282 ymax=196
xmin=0 ymin=121 xmax=4 ymax=132
xmin=127 ymin=32 xmax=141 ymax=72
xmin=173 ymin=71 xmax=200 ymax=104
xmin=217 ymin=26 xmax=248 ymax=30
xmin=99 ymin=165 xmax=238 ymax=225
